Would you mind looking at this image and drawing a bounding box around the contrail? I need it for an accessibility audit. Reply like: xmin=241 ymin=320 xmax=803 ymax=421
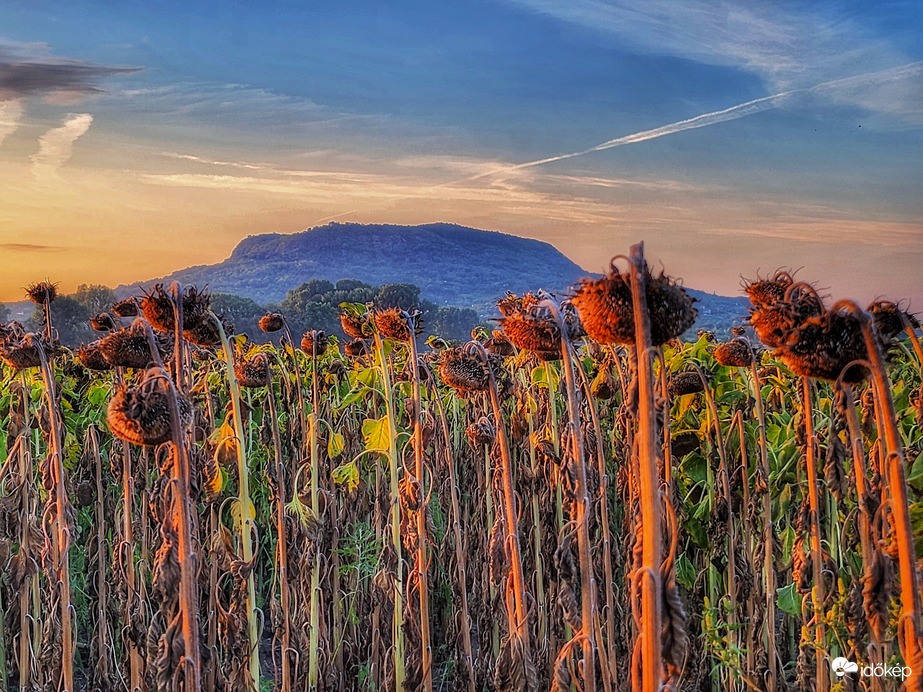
xmin=456 ymin=61 xmax=922 ymax=184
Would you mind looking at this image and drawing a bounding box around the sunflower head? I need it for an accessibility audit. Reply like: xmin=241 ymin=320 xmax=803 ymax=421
xmin=300 ymin=330 xmax=329 ymax=356
xmin=438 ymin=345 xmax=491 ymax=394
xmin=107 ymin=369 xmax=193 ymax=446
xmin=777 ymin=307 xmax=868 ymax=383
xmin=466 ymin=416 xmax=496 ymax=448
xmin=343 ymin=338 xmax=368 ymax=358
xmin=339 ymin=311 xmax=371 ymax=339
xmin=111 ymin=298 xmax=139 ymax=317
xmin=26 ymin=281 xmax=57 ymax=305
xmin=714 ymin=338 xmax=752 ymax=368
xmin=235 ymin=352 xmax=271 ymax=388
xmin=90 ymin=312 xmax=117 ymax=332
xmin=572 ymin=259 xmax=696 ymax=346
xmin=668 ymin=371 xmax=705 ymax=397
xmin=76 ymin=341 xmax=112 ymax=371
xmin=259 ymin=313 xmax=286 ymax=333
xmin=374 ymin=308 xmax=422 ymax=342
xmin=743 ymin=270 xmax=794 ymax=308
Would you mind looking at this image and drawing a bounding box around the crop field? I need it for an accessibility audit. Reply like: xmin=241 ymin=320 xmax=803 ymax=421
xmin=0 ymin=245 xmax=922 ymax=692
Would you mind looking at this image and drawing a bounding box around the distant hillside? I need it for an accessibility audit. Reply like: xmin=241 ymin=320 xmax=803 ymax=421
xmin=121 ymin=222 xmax=749 ymax=333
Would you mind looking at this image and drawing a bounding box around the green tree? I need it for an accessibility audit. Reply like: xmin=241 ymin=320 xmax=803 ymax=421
xmin=36 ymin=296 xmax=92 ymax=346
xmin=73 ymin=284 xmax=116 ymax=314
xmin=424 ymin=304 xmax=480 ymax=341
xmin=211 ymin=293 xmax=266 ymax=339
xmin=375 ymin=283 xmax=420 ymax=310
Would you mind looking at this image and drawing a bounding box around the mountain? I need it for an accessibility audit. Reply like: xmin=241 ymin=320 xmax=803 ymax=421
xmin=123 ymin=221 xmax=750 ymax=332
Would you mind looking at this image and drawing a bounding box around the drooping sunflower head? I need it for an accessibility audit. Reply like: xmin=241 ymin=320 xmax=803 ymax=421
xmin=438 ymin=345 xmax=491 ymax=394
xmin=106 ymin=369 xmax=193 ymax=446
xmin=90 ymin=312 xmax=118 ymax=332
xmin=99 ymin=318 xmax=172 ymax=369
xmin=76 ymin=341 xmax=112 ymax=371
xmin=668 ymin=371 xmax=705 ymax=397
xmin=374 ymin=307 xmax=422 ymax=342
xmin=259 ymin=312 xmax=286 ymax=333
xmin=572 ymin=259 xmax=696 ymax=346
xmin=111 ymin=298 xmax=139 ymax=317
xmin=714 ymin=338 xmax=753 ymax=368
xmin=300 ymin=330 xmax=329 ymax=357
xmin=777 ymin=306 xmax=869 ymax=383
xmin=235 ymin=352 xmax=271 ymax=388
xmin=339 ymin=311 xmax=370 ymax=339
xmin=743 ymin=270 xmax=795 ymax=308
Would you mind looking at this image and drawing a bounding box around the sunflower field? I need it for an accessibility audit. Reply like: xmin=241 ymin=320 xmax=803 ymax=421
xmin=1 ymin=244 xmax=922 ymax=692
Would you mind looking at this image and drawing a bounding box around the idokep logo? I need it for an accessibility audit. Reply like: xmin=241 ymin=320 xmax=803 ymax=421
xmin=831 ymin=657 xmax=859 ymax=676
xmin=830 ymin=656 xmax=912 ymax=680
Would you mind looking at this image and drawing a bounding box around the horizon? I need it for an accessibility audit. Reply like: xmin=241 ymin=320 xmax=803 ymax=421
xmin=1 ymin=1 xmax=921 ymax=307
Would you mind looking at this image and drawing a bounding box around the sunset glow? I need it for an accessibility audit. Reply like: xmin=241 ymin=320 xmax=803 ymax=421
xmin=1 ymin=1 xmax=921 ymax=304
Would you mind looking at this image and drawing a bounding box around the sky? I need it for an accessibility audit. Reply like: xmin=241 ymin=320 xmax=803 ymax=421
xmin=0 ymin=0 xmax=921 ymax=307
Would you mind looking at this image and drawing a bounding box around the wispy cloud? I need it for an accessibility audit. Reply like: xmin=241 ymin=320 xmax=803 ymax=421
xmin=0 ymin=242 xmax=64 ymax=252
xmin=0 ymin=98 xmax=22 ymax=147
xmin=460 ymin=62 xmax=923 ymax=181
xmin=31 ymin=113 xmax=93 ymax=179
xmin=507 ymin=0 xmax=903 ymax=91
xmin=0 ymin=40 xmax=141 ymax=100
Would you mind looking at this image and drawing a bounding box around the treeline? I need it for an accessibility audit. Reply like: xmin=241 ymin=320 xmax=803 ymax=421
xmin=11 ymin=279 xmax=481 ymax=346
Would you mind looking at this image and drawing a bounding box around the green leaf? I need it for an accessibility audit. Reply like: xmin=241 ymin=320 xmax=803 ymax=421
xmin=682 ymin=452 xmax=708 ymax=486
xmin=907 ymin=453 xmax=923 ymax=492
xmin=910 ymin=502 xmax=923 ymax=559
xmin=780 ymin=525 xmax=796 ymax=558
xmin=363 ymin=416 xmax=391 ymax=452
xmin=676 ymin=552 xmax=697 ymax=590
xmin=328 ymin=431 xmax=345 ymax=458
xmin=776 ymin=582 xmax=802 ymax=617
xmin=686 ymin=518 xmax=708 ymax=549
xmin=332 ymin=460 xmax=360 ymax=492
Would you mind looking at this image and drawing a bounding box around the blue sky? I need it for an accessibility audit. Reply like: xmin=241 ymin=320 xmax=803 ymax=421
xmin=0 ymin=0 xmax=921 ymax=305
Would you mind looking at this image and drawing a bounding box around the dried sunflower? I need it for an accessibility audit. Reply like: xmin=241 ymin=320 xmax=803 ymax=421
xmin=0 ymin=332 xmax=56 ymax=370
xmin=743 ymin=270 xmax=794 ymax=308
xmin=777 ymin=306 xmax=869 ymax=383
xmin=184 ymin=314 xmax=232 ymax=349
xmin=466 ymin=416 xmax=496 ymax=448
xmin=343 ymin=338 xmax=368 ymax=358
xmin=669 ymin=371 xmax=705 ymax=397
xmin=571 ymin=259 xmax=696 ymax=346
xmin=748 ymin=285 xmax=824 ymax=349
xmin=259 ymin=313 xmax=285 ymax=333
xmin=714 ymin=338 xmax=752 ymax=368
xmin=484 ymin=330 xmax=515 ymax=357
xmin=141 ymin=284 xmax=211 ymax=332
xmin=111 ymin=298 xmax=139 ymax=317
xmin=438 ymin=346 xmax=491 ymax=394
xmin=76 ymin=341 xmax=112 ymax=371
xmin=339 ymin=311 xmax=369 ymax=339
xmin=107 ymin=370 xmax=193 ymax=446
xmin=90 ymin=312 xmax=117 ymax=332
xmin=235 ymin=353 xmax=271 ymax=388
xmin=300 ymin=330 xmax=329 ymax=356
xmin=374 ymin=308 xmax=422 ymax=342
xmin=26 ymin=281 xmax=57 ymax=305
xmin=99 ymin=319 xmax=171 ymax=369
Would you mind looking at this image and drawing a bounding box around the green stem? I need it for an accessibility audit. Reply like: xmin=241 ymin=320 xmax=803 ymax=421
xmin=215 ymin=317 xmax=260 ymax=689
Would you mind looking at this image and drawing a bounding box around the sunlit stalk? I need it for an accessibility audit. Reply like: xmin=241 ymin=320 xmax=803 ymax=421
xmin=213 ymin=314 xmax=260 ymax=689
